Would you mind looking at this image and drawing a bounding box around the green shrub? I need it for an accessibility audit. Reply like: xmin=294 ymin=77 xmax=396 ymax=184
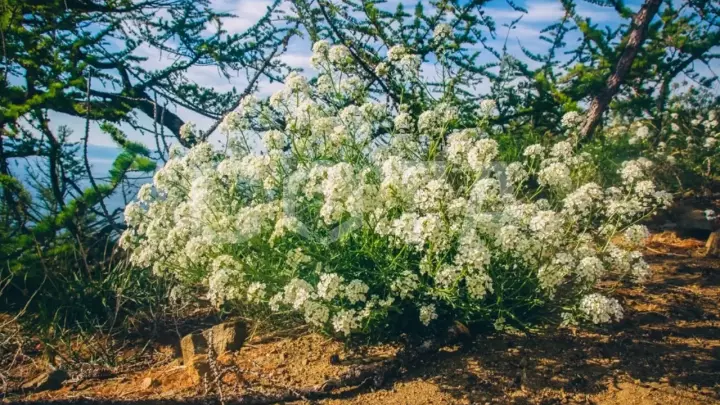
xmin=121 ymin=44 xmax=671 ymax=340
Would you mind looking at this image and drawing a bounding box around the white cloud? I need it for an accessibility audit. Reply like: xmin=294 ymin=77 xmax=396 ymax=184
xmin=486 ymin=2 xmax=565 ymax=23
xmin=575 ymin=4 xmax=618 ymax=22
xmin=280 ymin=52 xmax=314 ymax=72
xmin=212 ymin=0 xmax=277 ymax=34
xmin=184 ymin=64 xmax=241 ymax=92
xmin=486 ymin=0 xmax=616 ymax=24
xmin=500 ymin=23 xmax=543 ymax=41
xmin=257 ymin=79 xmax=285 ymax=97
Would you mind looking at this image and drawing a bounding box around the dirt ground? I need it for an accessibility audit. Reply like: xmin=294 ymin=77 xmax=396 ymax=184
xmin=2 ymin=231 xmax=720 ymax=405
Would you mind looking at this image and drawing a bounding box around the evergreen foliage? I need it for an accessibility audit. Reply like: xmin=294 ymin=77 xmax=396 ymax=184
xmin=0 ymin=0 xmax=291 ymax=334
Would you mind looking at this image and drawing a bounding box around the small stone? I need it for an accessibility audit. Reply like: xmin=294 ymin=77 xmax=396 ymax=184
xmin=22 ymin=369 xmax=68 ymax=392
xmin=180 ymin=321 xmax=247 ymax=368
xmin=180 ymin=332 xmax=208 ymax=366
xmin=140 ymin=377 xmax=156 ymax=390
xmin=203 ymin=321 xmax=247 ymax=355
xmin=301 ymin=358 xmax=309 ymax=366
xmin=705 ymin=231 xmax=720 ymax=257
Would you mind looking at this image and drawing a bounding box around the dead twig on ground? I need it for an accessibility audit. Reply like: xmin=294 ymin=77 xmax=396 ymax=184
xmin=4 ymin=328 xmax=465 ymax=405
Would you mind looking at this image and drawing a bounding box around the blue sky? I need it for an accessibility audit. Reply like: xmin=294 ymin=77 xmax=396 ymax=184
xmin=49 ymin=0 xmax=718 ymax=151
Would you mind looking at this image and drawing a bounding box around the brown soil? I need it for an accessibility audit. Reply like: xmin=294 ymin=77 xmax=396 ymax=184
xmin=3 ymin=232 xmax=720 ymax=405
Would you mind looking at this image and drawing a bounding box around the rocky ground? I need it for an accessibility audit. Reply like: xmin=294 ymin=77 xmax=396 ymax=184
xmin=2 ymin=231 xmax=719 ymax=405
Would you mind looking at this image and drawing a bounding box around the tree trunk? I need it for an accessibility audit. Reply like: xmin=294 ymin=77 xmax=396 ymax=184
xmin=579 ymin=0 xmax=663 ymax=140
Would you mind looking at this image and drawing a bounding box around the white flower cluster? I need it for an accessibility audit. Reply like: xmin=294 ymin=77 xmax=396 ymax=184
xmin=478 ymin=99 xmax=497 ymax=117
xmin=433 ymin=24 xmax=453 ymax=41
xmin=179 ymin=121 xmax=197 ymax=141
xmin=381 ymin=45 xmax=421 ymax=77
xmin=675 ymin=109 xmax=720 ymax=153
xmin=608 ymin=103 xmax=719 ymax=185
xmin=121 ymin=48 xmax=670 ymax=337
xmin=561 ymin=111 xmax=583 ymax=130
xmin=629 ymin=125 xmax=651 ymax=145
xmin=579 ymin=293 xmax=624 ymax=324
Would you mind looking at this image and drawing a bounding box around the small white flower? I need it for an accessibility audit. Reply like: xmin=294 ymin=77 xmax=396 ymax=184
xmin=269 ymin=293 xmax=283 ymax=312
xmin=397 ymin=54 xmax=420 ymax=75
xmin=705 ymin=209 xmax=717 ymax=221
xmin=332 ymin=309 xmax=361 ymax=335
xmin=561 ymin=111 xmax=583 ymax=129
xmin=387 ymin=45 xmax=407 ymax=61
xmin=467 ymin=139 xmax=499 ymax=172
xmin=478 ymin=99 xmax=497 ymax=117
xmin=419 ymin=304 xmax=438 ymax=326
xmin=312 ymin=40 xmax=330 ymax=54
xmin=317 ymin=273 xmax=344 ymax=301
xmin=394 ymin=112 xmax=413 ymax=131
xmin=433 ymin=23 xmax=453 ymax=40
xmin=328 ymin=45 xmax=352 ymax=65
xmin=538 ymin=162 xmax=571 ymax=190
xmin=576 ymin=256 xmax=605 ymax=283
xmin=304 ymin=301 xmax=330 ymax=327
xmin=636 ymin=126 xmax=649 ymax=139
xmin=345 ymin=279 xmax=370 ymax=303
xmin=523 ymin=144 xmax=544 ymax=158
xmin=391 ymin=270 xmax=420 ymax=299
xmin=179 ymin=122 xmax=197 ymax=141
xmin=550 ymin=141 xmax=574 ymax=159
xmin=137 ymin=183 xmax=153 ymax=202
xmin=375 ymin=62 xmax=389 ymax=77
xmin=624 ymin=225 xmax=650 ymax=246
xmin=466 ymin=272 xmax=493 ymax=299
xmin=285 ymin=72 xmax=309 ymax=93
xmin=247 ymin=282 xmax=267 ymax=303
xmin=283 ymin=279 xmax=315 ymax=310
xmin=579 ymin=294 xmax=623 ymax=324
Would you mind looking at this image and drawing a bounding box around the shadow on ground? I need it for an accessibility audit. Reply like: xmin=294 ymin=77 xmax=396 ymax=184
xmin=406 ymin=252 xmax=720 ymax=404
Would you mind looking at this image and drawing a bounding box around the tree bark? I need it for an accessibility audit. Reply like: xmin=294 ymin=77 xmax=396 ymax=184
xmin=579 ymin=0 xmax=663 ymax=140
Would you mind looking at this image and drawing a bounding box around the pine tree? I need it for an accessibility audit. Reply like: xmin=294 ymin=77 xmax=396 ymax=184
xmin=0 ymin=0 xmax=292 ymax=331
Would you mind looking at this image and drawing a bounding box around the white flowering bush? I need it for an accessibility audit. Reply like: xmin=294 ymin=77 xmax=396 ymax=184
xmin=651 ymin=106 xmax=720 ymax=190
xmin=120 ymin=43 xmax=672 ymax=338
xmin=600 ymin=89 xmax=720 ymax=192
